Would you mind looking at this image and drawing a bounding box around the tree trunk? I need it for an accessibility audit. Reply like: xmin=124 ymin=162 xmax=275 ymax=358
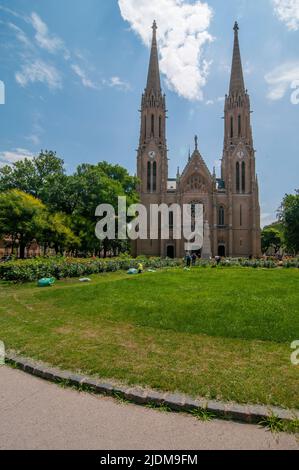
xmin=19 ymin=242 xmax=26 ymax=260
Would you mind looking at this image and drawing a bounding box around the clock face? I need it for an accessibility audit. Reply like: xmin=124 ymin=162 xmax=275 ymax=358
xmin=237 ymin=150 xmax=245 ymax=159
xmin=148 ymin=151 xmax=156 ymax=159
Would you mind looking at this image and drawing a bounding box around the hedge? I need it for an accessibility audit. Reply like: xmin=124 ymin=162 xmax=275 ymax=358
xmin=0 ymin=256 xmax=182 ymax=282
xmin=0 ymin=256 xmax=298 ymax=283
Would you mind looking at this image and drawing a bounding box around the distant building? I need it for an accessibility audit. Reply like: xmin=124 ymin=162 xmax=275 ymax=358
xmin=0 ymin=238 xmax=42 ymax=259
xmin=134 ymin=21 xmax=261 ymax=258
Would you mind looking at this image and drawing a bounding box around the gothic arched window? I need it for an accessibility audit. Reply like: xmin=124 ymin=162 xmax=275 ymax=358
xmin=153 ymin=161 xmax=157 ymax=192
xmin=147 ymin=161 xmax=151 ymax=192
xmin=236 ymin=162 xmax=240 ymax=193
xmin=240 ymin=204 xmax=243 ymax=226
xmin=242 ymin=162 xmax=246 ymax=193
xmin=169 ymin=211 xmax=174 ymax=229
xmin=219 ymin=206 xmax=225 ymax=226
xmin=159 ymin=116 xmax=162 ymax=138
xmin=230 ymin=116 xmax=234 ymax=138
xmin=238 ymin=115 xmax=241 ymax=137
xmin=151 ymin=114 xmax=155 ymax=136
xmin=144 ymin=116 xmax=147 ymax=140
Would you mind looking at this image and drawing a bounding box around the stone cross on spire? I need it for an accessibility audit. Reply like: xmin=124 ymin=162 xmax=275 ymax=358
xmin=229 ymin=21 xmax=245 ymax=94
xmin=146 ymin=20 xmax=161 ymax=93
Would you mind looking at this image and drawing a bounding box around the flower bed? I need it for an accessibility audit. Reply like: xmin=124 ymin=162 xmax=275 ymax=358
xmin=0 ymin=256 xmax=182 ymax=282
xmin=0 ymin=256 xmax=298 ymax=282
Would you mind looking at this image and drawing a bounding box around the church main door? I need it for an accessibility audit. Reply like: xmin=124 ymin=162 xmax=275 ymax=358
xmin=167 ymin=245 xmax=175 ymax=259
xmin=218 ymin=245 xmax=226 ymax=257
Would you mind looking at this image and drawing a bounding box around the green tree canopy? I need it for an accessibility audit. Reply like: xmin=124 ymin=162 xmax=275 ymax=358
xmin=0 ymin=151 xmax=65 ymax=201
xmin=261 ymin=227 xmax=282 ymax=254
xmin=0 ymin=153 xmax=139 ymax=258
xmin=278 ymin=190 xmax=299 ymax=254
xmin=41 ymin=212 xmax=80 ymax=255
xmin=0 ymin=190 xmax=46 ymax=259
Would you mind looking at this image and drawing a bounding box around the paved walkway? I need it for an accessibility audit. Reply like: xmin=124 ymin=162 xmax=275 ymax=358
xmin=0 ymin=366 xmax=297 ymax=450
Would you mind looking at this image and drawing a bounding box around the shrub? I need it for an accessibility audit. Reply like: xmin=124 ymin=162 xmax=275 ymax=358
xmin=0 ymin=256 xmax=182 ymax=282
xmin=0 ymin=256 xmax=298 ymax=283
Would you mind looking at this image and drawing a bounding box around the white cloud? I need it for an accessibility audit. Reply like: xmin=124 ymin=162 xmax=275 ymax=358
xmin=30 ymin=12 xmax=66 ymax=54
xmin=8 ymin=22 xmax=32 ymax=48
xmin=108 ymin=76 xmax=131 ymax=91
xmin=0 ymin=5 xmax=25 ymax=21
xmin=5 ymin=8 xmax=130 ymax=94
xmin=118 ymin=0 xmax=213 ymax=101
xmin=71 ymin=66 xmax=131 ymax=91
xmin=15 ymin=59 xmax=62 ymax=90
xmin=272 ymin=0 xmax=299 ymax=30
xmin=71 ymin=64 xmax=99 ymax=89
xmin=265 ymin=62 xmax=299 ymax=100
xmin=0 ymin=148 xmax=34 ymax=167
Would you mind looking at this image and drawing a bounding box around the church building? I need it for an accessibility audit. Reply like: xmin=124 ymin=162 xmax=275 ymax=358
xmin=134 ymin=21 xmax=261 ymax=259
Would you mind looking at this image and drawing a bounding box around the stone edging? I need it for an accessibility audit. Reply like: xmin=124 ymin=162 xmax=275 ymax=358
xmin=5 ymin=353 xmax=299 ymax=425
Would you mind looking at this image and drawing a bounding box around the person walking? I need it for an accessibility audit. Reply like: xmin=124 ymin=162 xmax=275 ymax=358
xmin=215 ymin=255 xmax=221 ymax=266
xmin=186 ymin=253 xmax=192 ymax=268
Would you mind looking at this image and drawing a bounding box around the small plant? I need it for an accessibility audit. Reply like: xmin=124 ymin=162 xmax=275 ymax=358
xmin=286 ymin=417 xmax=299 ymax=435
xmin=190 ymin=407 xmax=216 ymax=422
xmin=146 ymin=402 xmax=172 ymax=413
xmin=113 ymin=392 xmax=131 ymax=405
xmin=259 ymin=413 xmax=285 ymax=434
xmin=56 ymin=378 xmax=72 ymax=389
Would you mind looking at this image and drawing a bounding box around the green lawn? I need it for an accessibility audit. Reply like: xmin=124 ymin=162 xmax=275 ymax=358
xmin=0 ymin=267 xmax=298 ymax=409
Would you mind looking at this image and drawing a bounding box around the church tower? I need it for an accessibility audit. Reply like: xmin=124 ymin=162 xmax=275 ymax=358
xmin=221 ymin=22 xmax=261 ymax=257
xmin=137 ymin=21 xmax=168 ymax=196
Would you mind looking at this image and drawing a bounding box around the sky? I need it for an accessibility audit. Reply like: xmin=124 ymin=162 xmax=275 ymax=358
xmin=0 ymin=0 xmax=298 ymax=227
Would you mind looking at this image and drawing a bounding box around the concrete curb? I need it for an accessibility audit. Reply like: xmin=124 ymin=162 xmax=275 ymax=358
xmin=5 ymin=353 xmax=299 ymax=425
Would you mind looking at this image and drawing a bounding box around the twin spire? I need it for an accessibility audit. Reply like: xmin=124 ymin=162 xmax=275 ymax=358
xmin=146 ymin=20 xmax=161 ymax=93
xmin=145 ymin=20 xmax=245 ymax=96
xmin=229 ymin=21 xmax=245 ymax=94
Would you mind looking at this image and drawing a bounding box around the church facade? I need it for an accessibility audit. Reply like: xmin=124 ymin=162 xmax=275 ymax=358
xmin=134 ymin=21 xmax=261 ymax=259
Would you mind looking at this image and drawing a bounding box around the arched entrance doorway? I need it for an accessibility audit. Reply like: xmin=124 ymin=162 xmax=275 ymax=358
xmin=218 ymin=245 xmax=226 ymax=257
xmin=166 ymin=245 xmax=175 ymax=259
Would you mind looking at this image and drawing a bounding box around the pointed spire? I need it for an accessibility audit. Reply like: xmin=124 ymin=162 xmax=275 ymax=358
xmin=194 ymin=135 xmax=198 ymax=151
xmin=146 ymin=21 xmax=161 ymax=93
xmin=229 ymin=21 xmax=245 ymax=94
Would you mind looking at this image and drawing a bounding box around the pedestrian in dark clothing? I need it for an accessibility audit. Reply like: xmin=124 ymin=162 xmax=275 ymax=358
xmin=192 ymin=253 xmax=197 ymax=266
xmin=186 ymin=253 xmax=192 ymax=268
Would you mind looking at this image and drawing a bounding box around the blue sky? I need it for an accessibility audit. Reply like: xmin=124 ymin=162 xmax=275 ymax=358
xmin=0 ymin=0 xmax=298 ymax=226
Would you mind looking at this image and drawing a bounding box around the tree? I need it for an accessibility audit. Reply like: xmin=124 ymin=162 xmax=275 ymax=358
xmin=278 ymin=190 xmax=299 ymax=254
xmin=261 ymin=227 xmax=282 ymax=254
xmin=41 ymin=212 xmax=80 ymax=255
xmin=69 ymin=163 xmax=139 ymax=256
xmin=0 ymin=153 xmax=139 ymax=257
xmin=0 ymin=150 xmax=65 ymax=202
xmin=0 ymin=190 xmax=46 ymax=258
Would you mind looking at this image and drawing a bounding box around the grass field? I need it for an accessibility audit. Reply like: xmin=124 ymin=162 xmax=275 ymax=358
xmin=0 ymin=267 xmax=298 ymax=409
